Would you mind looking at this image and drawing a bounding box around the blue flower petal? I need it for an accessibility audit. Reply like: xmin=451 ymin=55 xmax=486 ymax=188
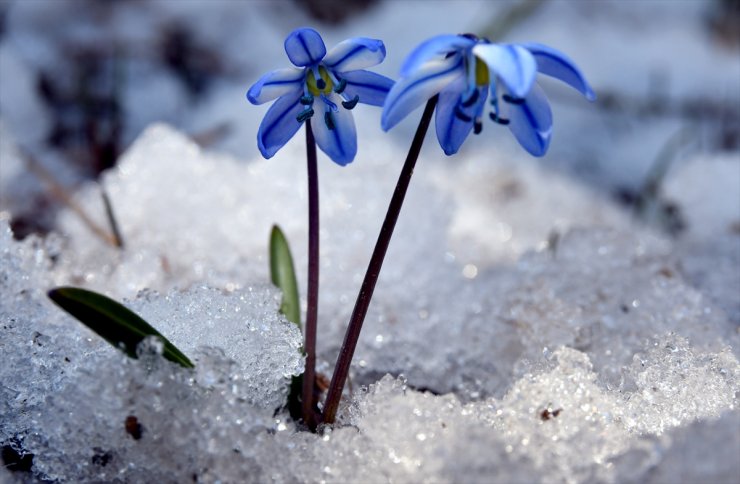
xmin=435 ymin=79 xmax=488 ymax=155
xmin=324 ymin=38 xmax=386 ymax=72
xmin=284 ymin=28 xmax=327 ymax=67
xmin=257 ymin=91 xmax=304 ymax=159
xmin=399 ymin=34 xmax=475 ymax=77
xmin=507 ymin=83 xmax=553 ymax=157
xmin=472 ymin=43 xmax=537 ymax=99
xmin=312 ymin=93 xmax=357 ymax=165
xmin=521 ymin=43 xmax=595 ymax=101
xmin=340 ymin=70 xmax=394 ymax=107
xmin=247 ymin=68 xmax=305 ymax=105
xmin=382 ymin=55 xmax=464 ymax=131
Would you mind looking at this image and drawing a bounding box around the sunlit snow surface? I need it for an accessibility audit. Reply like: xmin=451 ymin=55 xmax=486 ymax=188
xmin=1 ymin=0 xmax=739 ymax=480
xmin=1 ymin=122 xmax=738 ymax=483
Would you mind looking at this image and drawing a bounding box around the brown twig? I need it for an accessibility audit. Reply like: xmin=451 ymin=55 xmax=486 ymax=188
xmin=190 ymin=122 xmax=232 ymax=148
xmin=22 ymin=149 xmax=119 ymax=248
xmin=100 ymin=186 xmax=124 ymax=249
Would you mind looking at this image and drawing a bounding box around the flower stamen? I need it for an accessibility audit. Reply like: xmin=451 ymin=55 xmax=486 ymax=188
xmin=297 ymin=108 xmax=315 ymax=123
xmin=489 ymin=112 xmax=510 ymax=125
xmin=454 ymin=105 xmax=472 ymax=122
xmin=307 ymin=66 xmax=334 ymax=96
xmin=502 ymin=94 xmax=524 ymax=105
xmin=320 ymin=94 xmax=338 ymax=112
xmin=474 ymin=118 xmax=483 ymax=134
xmin=334 ymin=78 xmax=347 ymax=94
xmin=324 ymin=111 xmax=335 ymax=130
xmin=461 ymin=89 xmax=479 ymax=107
xmin=341 ymin=95 xmax=360 ymax=110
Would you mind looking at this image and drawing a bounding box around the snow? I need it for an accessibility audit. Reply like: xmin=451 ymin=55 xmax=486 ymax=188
xmin=1 ymin=0 xmax=739 ymax=482
xmin=664 ymin=154 xmax=740 ymax=324
xmin=2 ymin=121 xmax=738 ymax=481
xmin=663 ymin=153 xmax=740 ymax=239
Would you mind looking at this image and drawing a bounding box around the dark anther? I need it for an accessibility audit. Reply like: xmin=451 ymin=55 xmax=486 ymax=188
xmin=300 ymin=95 xmax=314 ymax=105
xmin=334 ymin=78 xmax=347 ymax=94
xmin=461 ymin=89 xmax=479 ymax=107
xmin=460 ymin=33 xmax=479 ymax=41
xmin=324 ymin=111 xmax=335 ymax=130
xmin=454 ymin=105 xmax=472 ymax=122
xmin=474 ymin=120 xmax=483 ymax=134
xmin=341 ymin=95 xmax=360 ymax=110
xmin=489 ymin=112 xmax=510 ymax=125
xmin=296 ymin=108 xmax=315 ymax=123
xmin=316 ymin=78 xmax=326 ymax=90
xmin=502 ymin=94 xmax=524 ymax=105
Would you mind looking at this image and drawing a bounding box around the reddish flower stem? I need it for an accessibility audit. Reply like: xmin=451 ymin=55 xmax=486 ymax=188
xmin=303 ymin=119 xmax=319 ymax=430
xmin=322 ymin=96 xmax=439 ymax=424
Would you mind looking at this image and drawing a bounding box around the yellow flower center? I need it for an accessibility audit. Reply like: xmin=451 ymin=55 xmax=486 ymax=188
xmin=306 ymin=66 xmax=333 ymax=96
xmin=474 ymin=56 xmax=489 ymax=86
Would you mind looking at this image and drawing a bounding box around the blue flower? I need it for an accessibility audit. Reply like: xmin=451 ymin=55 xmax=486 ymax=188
xmin=247 ymin=28 xmax=394 ymax=166
xmin=381 ymin=34 xmax=595 ymax=157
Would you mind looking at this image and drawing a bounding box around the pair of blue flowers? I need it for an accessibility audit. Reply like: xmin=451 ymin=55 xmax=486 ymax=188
xmin=247 ymin=28 xmax=595 ymax=166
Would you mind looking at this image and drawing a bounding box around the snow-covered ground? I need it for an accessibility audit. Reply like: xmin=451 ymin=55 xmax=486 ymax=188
xmin=1 ymin=0 xmax=739 ymax=482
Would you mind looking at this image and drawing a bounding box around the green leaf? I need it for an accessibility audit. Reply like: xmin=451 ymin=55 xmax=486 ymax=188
xmin=48 ymin=286 xmax=194 ymax=368
xmin=269 ymin=225 xmax=304 ymax=418
xmin=269 ymin=225 xmax=301 ymax=329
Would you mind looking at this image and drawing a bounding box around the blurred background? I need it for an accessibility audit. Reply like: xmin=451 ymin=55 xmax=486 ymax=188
xmin=0 ymin=0 xmax=738 ymax=239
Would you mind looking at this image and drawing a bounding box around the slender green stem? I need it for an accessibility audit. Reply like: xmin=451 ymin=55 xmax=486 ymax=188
xmin=303 ymin=119 xmax=319 ymax=430
xmin=322 ymin=96 xmax=439 ymax=424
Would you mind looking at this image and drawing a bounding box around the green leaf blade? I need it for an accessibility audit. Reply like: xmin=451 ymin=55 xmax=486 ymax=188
xmin=269 ymin=225 xmax=304 ymax=418
xmin=269 ymin=225 xmax=301 ymax=329
xmin=48 ymin=287 xmax=194 ymax=368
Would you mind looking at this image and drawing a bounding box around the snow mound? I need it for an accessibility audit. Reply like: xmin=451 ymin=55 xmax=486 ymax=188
xmin=0 ymin=219 xmax=303 ymax=481
xmin=2 ymin=122 xmax=738 ymax=482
